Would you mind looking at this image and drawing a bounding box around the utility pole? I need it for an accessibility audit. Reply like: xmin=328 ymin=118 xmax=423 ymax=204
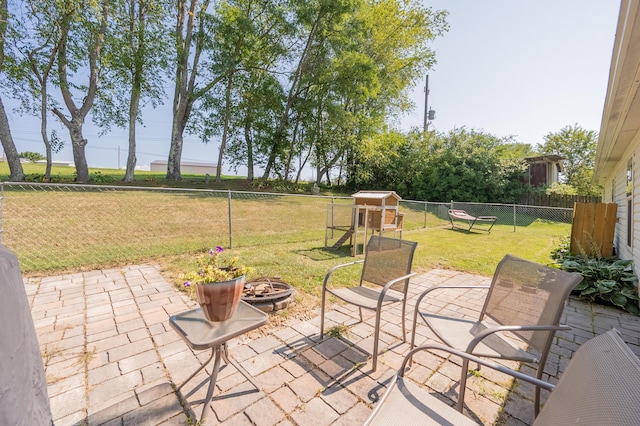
xmin=423 ymin=75 xmax=429 ymax=133
xmin=423 ymin=75 xmax=435 ymax=133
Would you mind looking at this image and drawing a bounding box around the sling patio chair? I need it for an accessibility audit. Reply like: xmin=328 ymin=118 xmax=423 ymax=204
xmin=448 ymin=209 xmax=497 ymax=233
xmin=365 ymin=329 xmax=640 ymax=425
xmin=320 ymin=235 xmax=418 ymax=371
xmin=410 ymin=254 xmax=583 ymax=415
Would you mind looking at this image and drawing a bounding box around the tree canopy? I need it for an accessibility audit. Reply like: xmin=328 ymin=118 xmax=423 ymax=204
xmin=537 ymin=124 xmax=601 ymax=196
xmin=352 ymin=128 xmax=532 ymax=203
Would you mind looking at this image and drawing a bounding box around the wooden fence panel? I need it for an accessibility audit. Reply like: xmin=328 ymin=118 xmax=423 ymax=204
xmin=520 ymin=193 xmax=602 ymax=208
xmin=570 ymin=202 xmax=618 ymax=257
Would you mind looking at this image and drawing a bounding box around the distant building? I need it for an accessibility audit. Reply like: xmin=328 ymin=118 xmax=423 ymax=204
xmin=34 ymin=160 xmax=74 ymax=167
xmin=524 ymin=155 xmax=564 ymax=187
xmin=150 ymin=160 xmax=217 ymax=175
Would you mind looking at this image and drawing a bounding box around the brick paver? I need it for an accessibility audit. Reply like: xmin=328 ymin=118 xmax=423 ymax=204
xmin=25 ymin=264 xmax=640 ymax=425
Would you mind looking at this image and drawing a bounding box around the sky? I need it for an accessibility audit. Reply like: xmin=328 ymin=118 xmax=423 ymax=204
xmin=3 ymin=0 xmax=622 ymax=176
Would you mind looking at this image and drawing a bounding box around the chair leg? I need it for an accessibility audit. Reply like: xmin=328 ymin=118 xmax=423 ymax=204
xmin=410 ymin=312 xmax=417 ymax=350
xmin=372 ymin=310 xmax=382 ymax=372
xmin=534 ymin=363 xmax=545 ymax=416
xmin=401 ymin=298 xmax=407 ymax=342
xmin=359 ymin=307 xmax=363 ymax=323
xmin=320 ymin=289 xmax=326 ymax=341
xmin=456 ymin=358 xmax=470 ymax=412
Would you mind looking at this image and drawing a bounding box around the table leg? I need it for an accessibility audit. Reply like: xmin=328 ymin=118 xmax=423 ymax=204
xmin=221 ymin=343 xmax=260 ymax=390
xmin=177 ymin=348 xmax=215 ymax=392
xmin=200 ymin=345 xmax=222 ymax=424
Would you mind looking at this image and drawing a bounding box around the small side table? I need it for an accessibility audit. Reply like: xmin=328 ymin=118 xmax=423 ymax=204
xmin=169 ymin=301 xmax=268 ymax=423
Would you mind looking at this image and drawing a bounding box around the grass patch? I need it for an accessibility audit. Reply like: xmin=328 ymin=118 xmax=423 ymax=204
xmin=0 ymin=163 xmax=571 ymax=298
xmin=327 ymin=324 xmax=350 ymax=338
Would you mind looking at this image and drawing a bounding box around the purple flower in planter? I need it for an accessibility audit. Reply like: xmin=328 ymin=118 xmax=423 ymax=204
xmin=184 ymin=281 xmax=191 ymax=287
xmin=215 ymin=246 xmax=224 ymax=253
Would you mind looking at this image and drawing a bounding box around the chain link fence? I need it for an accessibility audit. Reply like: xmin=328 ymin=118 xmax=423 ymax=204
xmin=0 ymin=183 xmax=572 ymax=273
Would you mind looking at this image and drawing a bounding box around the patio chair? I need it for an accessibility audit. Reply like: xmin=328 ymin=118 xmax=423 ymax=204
xmin=410 ymin=254 xmax=583 ymax=415
xmin=320 ymin=235 xmax=418 ymax=371
xmin=448 ymin=209 xmax=497 ymax=233
xmin=365 ymin=329 xmax=640 ymax=425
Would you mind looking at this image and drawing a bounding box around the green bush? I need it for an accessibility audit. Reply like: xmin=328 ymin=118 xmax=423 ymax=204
xmin=552 ymin=239 xmax=640 ymax=315
xmin=91 ymin=171 xmax=117 ymax=184
xmin=19 ymin=151 xmax=45 ymax=162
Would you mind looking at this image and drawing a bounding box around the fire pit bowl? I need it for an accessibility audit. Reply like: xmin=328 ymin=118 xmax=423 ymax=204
xmin=242 ymin=276 xmax=295 ymax=313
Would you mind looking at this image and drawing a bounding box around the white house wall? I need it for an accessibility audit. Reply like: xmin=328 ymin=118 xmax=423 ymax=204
xmin=605 ymin=140 xmax=640 ymax=278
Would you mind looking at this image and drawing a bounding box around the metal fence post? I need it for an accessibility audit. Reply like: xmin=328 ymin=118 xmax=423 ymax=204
xmin=513 ymin=203 xmax=516 ymax=232
xmin=228 ymin=189 xmax=233 ymax=248
xmin=423 ymin=201 xmax=427 ymax=228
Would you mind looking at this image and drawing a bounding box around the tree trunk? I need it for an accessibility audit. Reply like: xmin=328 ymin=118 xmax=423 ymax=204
xmin=167 ymin=116 xmax=184 ymax=180
xmin=215 ymin=72 xmax=234 ymax=183
xmin=244 ymin=120 xmax=253 ymax=181
xmin=68 ymin=116 xmax=89 ymax=182
xmin=124 ymin=88 xmax=140 ymax=182
xmin=0 ymin=98 xmax=25 ymax=181
xmin=41 ymin=89 xmax=52 ymax=181
xmin=123 ymin=0 xmax=146 ymax=182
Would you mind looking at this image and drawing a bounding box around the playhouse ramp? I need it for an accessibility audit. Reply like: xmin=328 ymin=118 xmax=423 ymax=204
xmin=332 ymin=228 xmax=354 ymax=249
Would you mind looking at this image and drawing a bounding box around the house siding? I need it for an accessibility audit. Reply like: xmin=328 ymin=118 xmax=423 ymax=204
xmin=606 ymin=149 xmax=640 ymax=280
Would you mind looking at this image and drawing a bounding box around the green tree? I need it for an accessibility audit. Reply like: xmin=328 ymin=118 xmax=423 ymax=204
xmin=537 ymin=124 xmax=601 ymax=195
xmin=93 ymin=0 xmax=172 ymax=182
xmin=50 ymin=0 xmax=110 ymax=183
xmin=353 ymin=129 xmax=429 ymax=197
xmin=185 ymin=0 xmax=291 ymax=182
xmin=419 ymin=128 xmax=526 ymax=202
xmin=19 ymin=151 xmax=45 ymax=161
xmin=261 ymin=0 xmax=448 ymax=183
xmin=0 ymin=0 xmax=25 ymax=181
xmin=167 ymin=0 xmax=233 ymax=181
xmin=6 ymin=0 xmax=64 ymax=181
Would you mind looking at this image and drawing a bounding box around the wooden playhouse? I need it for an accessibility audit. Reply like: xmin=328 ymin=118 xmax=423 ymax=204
xmin=325 ymin=190 xmax=405 ymax=256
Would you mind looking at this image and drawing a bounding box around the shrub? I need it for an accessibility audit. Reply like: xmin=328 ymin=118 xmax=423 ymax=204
xmin=19 ymin=151 xmax=45 ymax=162
xmin=91 ymin=171 xmax=117 ymax=184
xmin=552 ymin=239 xmax=640 ymax=315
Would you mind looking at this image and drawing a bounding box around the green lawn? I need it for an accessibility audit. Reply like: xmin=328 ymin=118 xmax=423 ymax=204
xmin=167 ymin=219 xmax=569 ymax=302
xmin=0 ymin=162 xmax=570 ymax=299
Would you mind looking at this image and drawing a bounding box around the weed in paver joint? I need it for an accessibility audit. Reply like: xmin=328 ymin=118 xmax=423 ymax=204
xmin=186 ymin=416 xmax=205 ymax=426
xmin=352 ymin=361 xmax=366 ymax=371
xmin=469 ymin=368 xmax=482 ymax=378
xmin=41 ymin=346 xmax=63 ymax=365
xmin=492 ymin=390 xmax=507 ymax=401
xmin=75 ymin=346 xmax=97 ymax=366
xmin=46 ymin=374 xmax=62 ymax=385
xmin=327 ymin=324 xmax=350 ymax=338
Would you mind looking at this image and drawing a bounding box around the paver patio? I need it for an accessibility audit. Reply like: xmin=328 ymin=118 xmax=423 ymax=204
xmin=25 ymin=264 xmax=640 ymax=425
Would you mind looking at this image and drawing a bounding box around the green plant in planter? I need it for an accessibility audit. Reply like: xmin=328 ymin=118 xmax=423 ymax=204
xmin=552 ymin=241 xmax=640 ymax=315
xmin=180 ymin=246 xmax=250 ymax=297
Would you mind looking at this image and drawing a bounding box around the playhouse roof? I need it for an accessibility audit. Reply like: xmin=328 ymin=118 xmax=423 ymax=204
xmin=351 ymin=191 xmax=402 ymax=201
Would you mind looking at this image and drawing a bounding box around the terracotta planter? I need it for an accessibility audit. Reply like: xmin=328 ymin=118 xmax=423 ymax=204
xmin=195 ymin=275 xmax=246 ymax=321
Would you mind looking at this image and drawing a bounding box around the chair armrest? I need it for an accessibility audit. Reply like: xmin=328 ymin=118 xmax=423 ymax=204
xmin=322 ymin=260 xmax=364 ymax=290
xmin=376 ymin=272 xmax=418 ymax=309
xmin=401 ymin=343 xmax=556 ymax=392
xmin=465 ymin=324 xmax=571 ymax=354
